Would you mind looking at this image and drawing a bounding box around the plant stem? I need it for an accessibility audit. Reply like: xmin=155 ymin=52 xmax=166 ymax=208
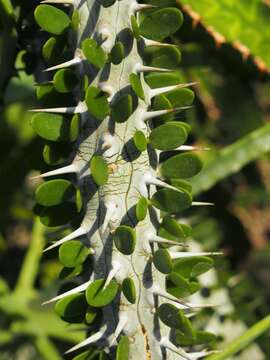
xmin=15 ymin=217 xmax=45 ymax=295
xmin=206 ymin=314 xmax=270 ymax=360
xmin=35 ymin=336 xmax=62 ymax=360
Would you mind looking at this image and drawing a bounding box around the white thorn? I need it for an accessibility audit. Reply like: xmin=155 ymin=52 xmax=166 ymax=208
xmin=42 ymin=280 xmax=91 ymax=305
xmin=30 ymin=164 xmax=79 ymax=180
xmin=176 ymin=145 xmax=211 ymax=151
xmin=150 ymin=235 xmax=188 ymax=248
xmin=187 ymin=350 xmax=220 ymax=360
xmin=102 ymin=202 xmax=119 ymax=233
xmin=29 ymin=101 xmax=87 ymax=114
xmin=142 ymin=37 xmax=177 ymax=48
xmin=99 ymin=28 xmax=114 ymax=53
xmin=152 ymin=286 xmax=190 ymax=309
xmin=149 ymin=82 xmax=198 ymax=99
xmin=99 ymin=82 xmax=115 ymax=101
xmin=160 ymin=337 xmax=190 ymax=359
xmin=192 ymin=202 xmax=215 ymax=206
xmin=43 ymin=226 xmax=89 ymax=253
xmin=65 ymin=327 xmax=107 ymax=354
xmin=143 ymin=172 xmax=184 ymax=193
xmin=134 ymin=63 xmax=171 ymax=74
xmin=142 ymin=106 xmax=192 ymax=121
xmin=130 ymin=3 xmax=156 ymax=15
xmin=169 ymin=251 xmax=223 ymax=260
xmin=109 ymin=313 xmax=128 ymax=346
xmin=103 ymin=262 xmax=121 ymax=289
xmin=41 ymin=0 xmax=73 ymax=5
xmin=44 ymin=57 xmax=82 ymax=72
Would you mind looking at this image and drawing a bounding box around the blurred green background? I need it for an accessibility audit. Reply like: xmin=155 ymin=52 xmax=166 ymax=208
xmin=1 ymin=0 xmax=270 ymax=359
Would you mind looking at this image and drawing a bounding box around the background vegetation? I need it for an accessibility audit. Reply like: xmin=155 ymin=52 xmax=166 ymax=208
xmin=1 ymin=0 xmax=270 ymax=358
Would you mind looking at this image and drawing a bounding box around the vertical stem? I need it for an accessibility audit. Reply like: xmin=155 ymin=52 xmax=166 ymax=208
xmin=15 ymin=217 xmax=45 ymax=295
xmin=35 ymin=336 xmax=62 ymax=360
xmin=206 ymin=314 xmax=270 ymax=360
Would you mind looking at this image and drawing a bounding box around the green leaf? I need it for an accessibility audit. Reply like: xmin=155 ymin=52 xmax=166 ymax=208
xmin=35 ymin=179 xmax=76 ymax=206
xmin=55 ymin=293 xmax=88 ymax=323
xmin=160 ymin=153 xmax=203 ymax=179
xmin=86 ymin=279 xmax=119 ymax=307
xmin=59 ymin=265 xmax=83 ymax=281
xmin=158 ymin=215 xmax=185 ymax=241
xmin=158 ymin=303 xmax=194 ymax=336
xmin=116 ymin=336 xmax=130 ymax=360
xmin=34 ymin=202 xmax=79 ymax=227
xmin=191 ymin=123 xmax=270 ymax=195
xmin=133 ymin=130 xmax=148 ymax=152
xmin=114 ymin=226 xmax=136 ymax=255
xmin=122 ymin=278 xmax=136 ymax=304
xmin=136 ymin=197 xmax=148 ymax=221
xmin=59 ymin=240 xmax=90 ymax=268
xmin=110 ymin=41 xmax=125 ymax=65
xmin=151 ymin=188 xmax=192 ymax=213
xmin=31 ymin=113 xmax=79 ymax=142
xmin=145 ymin=72 xmax=181 ymax=88
xmin=36 ymin=83 xmax=75 ymax=107
xmin=149 ymin=122 xmax=187 ymax=150
xmin=90 ymin=155 xmax=109 ymax=186
xmin=111 ymin=94 xmax=133 ymax=123
xmin=166 ymin=272 xmax=196 ymax=298
xmin=130 ymin=15 xmax=140 ymax=40
xmin=166 ymin=88 xmax=194 ymax=108
xmin=139 ymin=8 xmax=183 ymax=41
xmin=42 ymin=36 xmax=67 ymax=65
xmin=82 ymin=38 xmax=107 ymax=69
xmin=129 ymin=73 xmax=145 ymax=100
xmin=85 ymin=86 xmax=110 ymax=120
xmin=34 ymin=5 xmax=70 ymax=35
xmin=144 ymin=45 xmax=181 ymax=69
xmin=85 ymin=306 xmax=98 ymax=325
xmin=153 ymin=249 xmax=173 ymax=274
xmin=169 ymin=179 xmax=192 ymax=194
xmin=173 ymin=256 xmax=214 ymax=279
xmin=175 ymin=330 xmax=217 ymax=347
xmin=53 ymin=69 xmax=79 ymax=93
xmin=179 ymin=0 xmax=270 ymax=71
xmin=43 ymin=142 xmax=72 ymax=166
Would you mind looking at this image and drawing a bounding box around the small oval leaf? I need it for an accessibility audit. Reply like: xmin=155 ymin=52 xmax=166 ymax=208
xmin=153 ymin=249 xmax=173 ymax=274
xmin=59 ymin=240 xmax=90 ymax=268
xmin=35 ymin=179 xmax=75 ymax=206
xmin=90 ymin=155 xmax=109 ymax=186
xmin=122 ymin=277 xmax=136 ymax=304
xmin=114 ymin=225 xmax=136 ymax=255
xmin=160 ymin=153 xmax=203 ymax=179
xmin=35 ymin=5 xmax=70 ymax=35
xmin=151 ymin=188 xmax=192 ymax=213
xmin=86 ymin=279 xmax=119 ymax=307
xmin=85 ymin=86 xmax=110 ymax=120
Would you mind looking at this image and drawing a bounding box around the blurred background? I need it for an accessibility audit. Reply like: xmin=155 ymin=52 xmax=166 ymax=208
xmin=1 ymin=0 xmax=270 ymax=359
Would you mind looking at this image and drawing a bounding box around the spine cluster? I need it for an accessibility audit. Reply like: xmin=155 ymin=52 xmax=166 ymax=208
xmin=31 ymin=0 xmax=219 ymax=359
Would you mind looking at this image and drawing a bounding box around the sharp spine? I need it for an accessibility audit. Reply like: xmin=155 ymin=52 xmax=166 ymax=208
xmin=109 ymin=313 xmax=128 ymax=346
xmin=142 ymin=106 xmax=192 ymax=120
xmin=150 ymin=234 xmax=188 ymax=248
xmin=30 ymin=164 xmax=79 ymax=180
xmin=149 ymin=83 xmax=198 ymax=99
xmin=192 ymin=201 xmax=215 ymax=206
xmin=29 ymin=101 xmax=87 ymax=114
xmin=44 ymin=57 xmax=82 ymax=72
xmin=134 ymin=63 xmax=171 ymax=74
xmin=65 ymin=326 xmax=107 ymax=354
xmin=43 ymin=226 xmax=89 ymax=252
xmin=169 ymin=251 xmax=223 ymax=260
xmin=42 ymin=280 xmax=91 ymax=305
xmin=160 ymin=337 xmax=190 ymax=359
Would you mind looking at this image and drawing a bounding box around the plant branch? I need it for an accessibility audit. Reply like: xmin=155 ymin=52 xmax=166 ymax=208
xmin=206 ymin=314 xmax=270 ymax=360
xmin=15 ymin=217 xmax=45 ymax=295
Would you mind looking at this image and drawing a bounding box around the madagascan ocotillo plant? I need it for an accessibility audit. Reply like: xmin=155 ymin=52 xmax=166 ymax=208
xmin=31 ymin=0 xmax=220 ymax=358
